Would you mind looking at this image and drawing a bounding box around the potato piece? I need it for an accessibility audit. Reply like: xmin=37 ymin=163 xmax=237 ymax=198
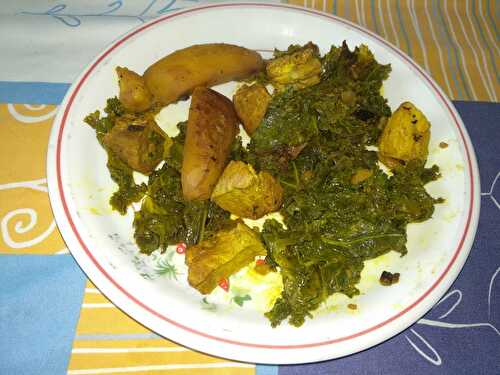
xmin=116 ymin=67 xmax=153 ymax=113
xmin=103 ymin=113 xmax=166 ymax=174
xmin=233 ymin=84 xmax=271 ymax=135
xmin=143 ymin=43 xmax=264 ymax=106
xmin=181 ymin=87 xmax=239 ymax=201
xmin=351 ymin=168 xmax=373 ymax=184
xmin=266 ymin=42 xmax=321 ymax=91
xmin=379 ymin=102 xmax=431 ymax=165
xmin=211 ymin=161 xmax=283 ymax=219
xmin=186 ymin=221 xmax=266 ymax=294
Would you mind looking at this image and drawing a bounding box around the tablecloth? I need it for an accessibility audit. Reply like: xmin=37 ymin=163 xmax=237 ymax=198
xmin=0 ymin=1 xmax=498 ymax=374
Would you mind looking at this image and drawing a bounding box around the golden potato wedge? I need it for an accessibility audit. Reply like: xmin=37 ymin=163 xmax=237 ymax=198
xmin=116 ymin=67 xmax=153 ymax=113
xmin=143 ymin=43 xmax=264 ymax=106
xmin=186 ymin=221 xmax=266 ymax=294
xmin=211 ymin=161 xmax=283 ymax=219
xmin=181 ymin=87 xmax=239 ymax=201
xmin=233 ymin=84 xmax=271 ymax=135
xmin=379 ymin=102 xmax=431 ymax=165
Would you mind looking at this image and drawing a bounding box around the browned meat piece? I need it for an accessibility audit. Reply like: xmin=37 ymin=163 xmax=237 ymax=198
xmin=103 ymin=113 xmax=167 ymax=175
xmin=233 ymin=83 xmax=271 ymax=135
xmin=266 ymin=42 xmax=322 ymax=91
xmin=186 ymin=221 xmax=267 ymax=294
xmin=211 ymin=161 xmax=283 ymax=219
xmin=379 ymin=102 xmax=431 ymax=167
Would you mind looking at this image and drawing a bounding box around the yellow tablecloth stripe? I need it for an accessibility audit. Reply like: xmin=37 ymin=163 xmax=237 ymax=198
xmin=0 ymin=104 xmax=66 ymax=255
xmin=288 ymin=0 xmax=499 ymax=102
xmin=67 ymin=282 xmax=255 ymax=375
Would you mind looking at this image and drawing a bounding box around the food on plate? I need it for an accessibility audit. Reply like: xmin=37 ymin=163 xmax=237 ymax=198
xmin=185 ymin=221 xmax=267 ymax=294
xmin=116 ymin=67 xmax=153 ymax=113
xmin=211 ymin=160 xmax=283 ymax=219
xmin=132 ymin=120 xmax=231 ymax=253
xmin=103 ymin=113 xmax=167 ymax=175
xmin=143 ymin=43 xmax=264 ymax=107
xmin=133 ymin=165 xmax=231 ymax=254
xmin=84 ymin=98 xmax=152 ymax=214
xmin=181 ymin=87 xmax=239 ymax=201
xmin=379 ymin=271 xmax=401 ymax=286
xmin=248 ymin=42 xmax=440 ymax=327
xmin=266 ymin=42 xmax=322 ymax=91
xmin=233 ymin=83 xmax=272 ymax=135
xmin=378 ymin=101 xmax=431 ymax=168
xmin=85 ymin=40 xmax=442 ymax=327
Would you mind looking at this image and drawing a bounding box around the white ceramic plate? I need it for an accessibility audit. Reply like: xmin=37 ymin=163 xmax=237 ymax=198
xmin=47 ymin=3 xmax=480 ymax=364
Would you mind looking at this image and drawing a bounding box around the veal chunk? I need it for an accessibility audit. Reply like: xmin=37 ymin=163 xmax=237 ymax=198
xmin=233 ymin=83 xmax=271 ymax=135
xmin=103 ymin=113 xmax=165 ymax=175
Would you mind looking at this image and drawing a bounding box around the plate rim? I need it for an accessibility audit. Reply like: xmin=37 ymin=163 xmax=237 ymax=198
xmin=46 ymin=2 xmax=481 ymax=363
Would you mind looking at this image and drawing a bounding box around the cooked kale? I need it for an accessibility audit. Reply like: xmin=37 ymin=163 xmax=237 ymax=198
xmin=133 ymin=122 xmax=231 ymax=254
xmin=249 ymin=42 xmax=440 ymax=327
xmin=107 ymin=152 xmax=147 ymax=214
xmin=248 ymin=42 xmax=391 ymax=176
xmin=262 ymin=159 xmax=440 ymax=326
xmin=87 ymin=42 xmax=442 ymax=328
xmin=84 ymin=97 xmax=147 ymax=214
xmin=84 ymin=97 xmax=124 ymax=144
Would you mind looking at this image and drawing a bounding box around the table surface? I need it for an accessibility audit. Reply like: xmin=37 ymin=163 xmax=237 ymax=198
xmin=0 ymin=1 xmax=499 ymax=375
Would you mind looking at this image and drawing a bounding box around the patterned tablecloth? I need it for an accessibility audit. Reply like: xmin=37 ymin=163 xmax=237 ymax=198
xmin=0 ymin=1 xmax=498 ymax=375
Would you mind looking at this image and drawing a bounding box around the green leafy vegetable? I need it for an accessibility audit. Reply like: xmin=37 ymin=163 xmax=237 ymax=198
xmin=251 ymin=42 xmax=440 ymax=327
xmin=86 ymin=42 xmax=442 ymax=328
xmin=84 ymin=97 xmax=146 ymax=214
xmin=248 ymin=42 xmax=391 ymax=175
xmin=133 ymin=122 xmax=231 ymax=254
xmin=107 ymin=151 xmax=147 ymax=214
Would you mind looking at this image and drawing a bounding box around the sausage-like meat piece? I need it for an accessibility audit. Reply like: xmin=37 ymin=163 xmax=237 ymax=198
xmin=144 ymin=43 xmax=264 ymax=107
xmin=181 ymin=87 xmax=239 ymax=201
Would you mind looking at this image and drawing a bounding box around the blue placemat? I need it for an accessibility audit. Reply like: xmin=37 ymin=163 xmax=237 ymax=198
xmin=0 ymin=255 xmax=86 ymax=375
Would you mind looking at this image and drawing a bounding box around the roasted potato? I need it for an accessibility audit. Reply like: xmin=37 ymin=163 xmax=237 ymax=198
xmin=116 ymin=67 xmax=153 ymax=113
xmin=181 ymin=87 xmax=239 ymax=201
xmin=211 ymin=161 xmax=283 ymax=219
xmin=266 ymin=42 xmax=322 ymax=91
xmin=233 ymin=83 xmax=271 ymax=135
xmin=351 ymin=168 xmax=373 ymax=184
xmin=103 ymin=113 xmax=167 ymax=174
xmin=143 ymin=43 xmax=264 ymax=107
xmin=379 ymin=102 xmax=431 ymax=166
xmin=186 ymin=221 xmax=266 ymax=294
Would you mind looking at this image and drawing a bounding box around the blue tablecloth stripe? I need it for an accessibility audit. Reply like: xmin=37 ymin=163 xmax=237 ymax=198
xmin=0 ymin=255 xmax=86 ymax=375
xmin=0 ymin=81 xmax=70 ymax=104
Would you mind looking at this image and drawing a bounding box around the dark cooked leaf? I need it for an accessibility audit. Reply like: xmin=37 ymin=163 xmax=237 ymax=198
xmin=133 ymin=162 xmax=231 ymax=254
xmin=250 ymin=87 xmax=319 ymax=155
xmin=107 ymin=150 xmax=146 ymax=215
xmin=255 ymin=43 xmax=440 ymax=327
xmin=164 ymin=121 xmax=186 ymax=172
